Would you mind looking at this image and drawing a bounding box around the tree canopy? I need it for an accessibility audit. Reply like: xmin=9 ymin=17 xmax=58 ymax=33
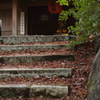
xmin=57 ymin=0 xmax=100 ymax=46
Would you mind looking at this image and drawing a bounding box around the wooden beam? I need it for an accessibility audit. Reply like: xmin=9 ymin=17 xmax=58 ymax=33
xmin=12 ymin=0 xmax=18 ymax=35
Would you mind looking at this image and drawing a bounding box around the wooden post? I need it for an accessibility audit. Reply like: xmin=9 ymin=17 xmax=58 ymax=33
xmin=12 ymin=0 xmax=18 ymax=35
xmin=0 ymin=19 xmax=1 ymax=36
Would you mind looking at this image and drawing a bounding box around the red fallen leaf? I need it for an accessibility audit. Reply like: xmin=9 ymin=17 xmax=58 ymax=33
xmin=65 ymin=81 xmax=68 ymax=83
xmin=77 ymin=90 xmax=83 ymax=96
xmin=71 ymin=89 xmax=77 ymax=94
xmin=77 ymin=85 xmax=81 ymax=88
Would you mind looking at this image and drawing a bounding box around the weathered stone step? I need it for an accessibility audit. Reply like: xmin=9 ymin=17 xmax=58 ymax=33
xmin=0 ymin=44 xmax=73 ymax=52
xmin=0 ymin=55 xmax=74 ymax=63
xmin=0 ymin=68 xmax=73 ymax=79
xmin=0 ymin=85 xmax=68 ymax=98
xmin=0 ymin=35 xmax=76 ymax=45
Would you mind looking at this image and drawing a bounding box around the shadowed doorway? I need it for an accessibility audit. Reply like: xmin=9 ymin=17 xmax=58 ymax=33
xmin=28 ymin=6 xmax=59 ymax=35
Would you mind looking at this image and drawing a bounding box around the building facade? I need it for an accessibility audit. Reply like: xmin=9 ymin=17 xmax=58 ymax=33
xmin=0 ymin=0 xmax=60 ymax=36
xmin=0 ymin=0 xmax=75 ymax=36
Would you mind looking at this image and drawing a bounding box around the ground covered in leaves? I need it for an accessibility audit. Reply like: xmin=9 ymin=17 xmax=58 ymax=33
xmin=0 ymin=42 xmax=96 ymax=100
xmin=0 ymin=41 xmax=72 ymax=56
xmin=0 ymin=48 xmax=73 ymax=56
xmin=0 ymin=41 xmax=70 ymax=45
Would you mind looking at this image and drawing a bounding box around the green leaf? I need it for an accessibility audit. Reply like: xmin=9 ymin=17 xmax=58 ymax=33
xmin=57 ymin=0 xmax=100 ymax=46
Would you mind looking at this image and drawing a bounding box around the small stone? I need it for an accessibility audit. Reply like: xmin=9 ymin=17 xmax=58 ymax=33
xmin=80 ymin=63 xmax=86 ymax=65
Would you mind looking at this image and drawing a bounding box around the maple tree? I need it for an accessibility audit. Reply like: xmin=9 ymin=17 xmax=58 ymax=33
xmin=57 ymin=0 xmax=100 ymax=46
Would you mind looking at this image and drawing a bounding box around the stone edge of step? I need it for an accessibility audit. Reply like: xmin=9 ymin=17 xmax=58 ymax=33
xmin=0 ymin=68 xmax=73 ymax=78
xmin=0 ymin=44 xmax=74 ymax=52
xmin=0 ymin=55 xmax=75 ymax=63
xmin=0 ymin=68 xmax=72 ymax=71
xmin=0 ymin=35 xmax=72 ymax=45
xmin=0 ymin=84 xmax=68 ymax=98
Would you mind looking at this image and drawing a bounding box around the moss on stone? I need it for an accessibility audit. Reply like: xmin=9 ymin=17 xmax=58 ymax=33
xmin=87 ymin=80 xmax=95 ymax=93
xmin=0 ymin=89 xmax=18 ymax=98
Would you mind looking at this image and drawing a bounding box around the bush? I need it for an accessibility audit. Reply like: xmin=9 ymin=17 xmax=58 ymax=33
xmin=57 ymin=0 xmax=100 ymax=46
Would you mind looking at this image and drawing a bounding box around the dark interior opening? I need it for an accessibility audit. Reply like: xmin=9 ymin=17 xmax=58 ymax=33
xmin=28 ymin=5 xmax=76 ymax=35
xmin=28 ymin=6 xmax=59 ymax=35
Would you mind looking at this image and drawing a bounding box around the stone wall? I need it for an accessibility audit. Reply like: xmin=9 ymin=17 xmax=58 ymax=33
xmin=87 ymin=48 xmax=100 ymax=100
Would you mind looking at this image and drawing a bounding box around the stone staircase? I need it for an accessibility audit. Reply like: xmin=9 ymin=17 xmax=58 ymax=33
xmin=0 ymin=35 xmax=75 ymax=99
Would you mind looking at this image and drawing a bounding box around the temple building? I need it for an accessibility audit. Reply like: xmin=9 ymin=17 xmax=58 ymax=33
xmin=0 ymin=0 xmax=75 ymax=36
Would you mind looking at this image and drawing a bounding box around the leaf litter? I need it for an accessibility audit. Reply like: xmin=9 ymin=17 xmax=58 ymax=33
xmin=0 ymin=48 xmax=73 ymax=56
xmin=0 ymin=42 xmax=96 ymax=100
xmin=0 ymin=41 xmax=70 ymax=45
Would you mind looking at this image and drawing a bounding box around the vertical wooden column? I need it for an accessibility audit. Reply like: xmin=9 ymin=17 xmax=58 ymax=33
xmin=12 ymin=0 xmax=18 ymax=35
xmin=0 ymin=19 xmax=1 ymax=36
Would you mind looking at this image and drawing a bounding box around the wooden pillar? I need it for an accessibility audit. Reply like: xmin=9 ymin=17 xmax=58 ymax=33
xmin=12 ymin=0 xmax=18 ymax=35
xmin=0 ymin=19 xmax=1 ymax=36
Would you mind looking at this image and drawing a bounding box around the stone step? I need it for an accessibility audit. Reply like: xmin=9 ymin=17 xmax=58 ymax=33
xmin=0 ymin=85 xmax=68 ymax=98
xmin=0 ymin=55 xmax=74 ymax=63
xmin=0 ymin=35 xmax=76 ymax=45
xmin=0 ymin=44 xmax=74 ymax=52
xmin=0 ymin=68 xmax=73 ymax=79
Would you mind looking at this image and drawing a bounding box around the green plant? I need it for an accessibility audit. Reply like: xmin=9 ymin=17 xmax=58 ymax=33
xmin=0 ymin=89 xmax=25 ymax=98
xmin=57 ymin=0 xmax=100 ymax=46
xmin=1 ymin=90 xmax=15 ymax=97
